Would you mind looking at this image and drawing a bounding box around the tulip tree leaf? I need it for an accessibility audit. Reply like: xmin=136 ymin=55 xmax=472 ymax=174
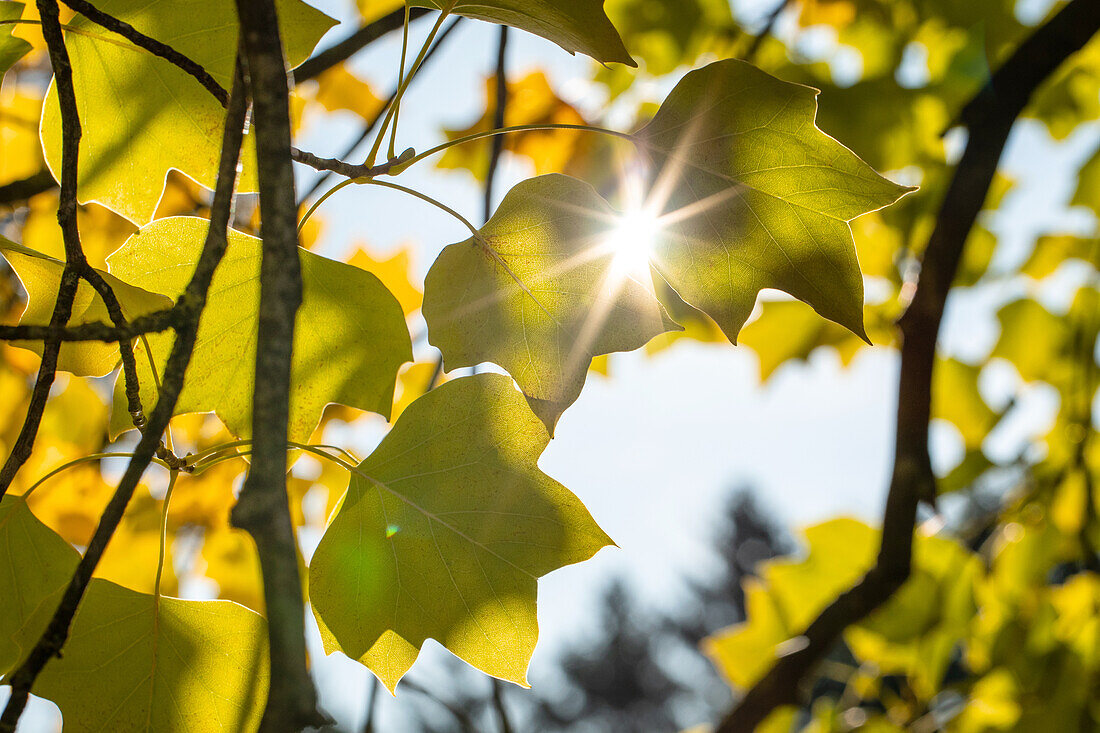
xmin=106 ymin=217 xmax=411 ymax=440
xmin=0 ymin=238 xmax=172 ymax=376
xmin=309 ymin=373 xmax=613 ymax=692
xmin=0 ymin=2 xmax=30 ymax=80
xmin=423 ymin=174 xmax=680 ymax=432
xmin=410 ymin=0 xmax=634 ymax=66
xmin=637 ymin=59 xmax=913 ymax=343
xmin=40 ymin=0 xmax=335 ymax=224
xmin=0 ymin=496 xmax=79 ymax=676
xmin=34 ymin=579 xmax=268 ymax=732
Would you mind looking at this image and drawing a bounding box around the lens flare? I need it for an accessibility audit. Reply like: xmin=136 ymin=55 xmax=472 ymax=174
xmin=606 ymin=207 xmax=659 ymax=283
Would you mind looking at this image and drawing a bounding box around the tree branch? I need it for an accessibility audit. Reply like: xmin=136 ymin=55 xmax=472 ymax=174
xmin=0 ymin=0 xmax=87 ymax=502
xmin=0 ymin=306 xmax=178 ymax=342
xmin=0 ymin=55 xmax=249 ymax=733
xmin=294 ymin=5 xmax=430 ymax=82
xmin=0 ymin=169 xmax=57 ymax=206
xmin=229 ymin=1 xmax=326 ymax=729
xmin=484 ymin=25 xmax=508 ymax=223
xmin=715 ymin=2 xmax=1100 ymax=729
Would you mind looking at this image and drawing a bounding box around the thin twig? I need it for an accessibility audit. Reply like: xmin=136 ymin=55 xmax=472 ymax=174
xmin=230 ymin=1 xmax=326 ymax=729
xmin=0 ymin=306 xmax=178 ymax=342
xmin=743 ymin=0 xmax=791 ymax=63
xmin=59 ymin=0 xmax=228 ymax=104
xmin=0 ymin=169 xmax=57 ymax=205
xmin=297 ymin=16 xmax=462 ymax=205
xmin=295 ymin=6 xmax=430 ymax=82
xmin=484 ymin=25 xmax=509 ymax=224
xmin=51 ymin=0 xmax=409 ymax=179
xmin=0 ymin=41 xmax=250 ymax=733
xmin=716 ymin=2 xmax=1100 ymax=729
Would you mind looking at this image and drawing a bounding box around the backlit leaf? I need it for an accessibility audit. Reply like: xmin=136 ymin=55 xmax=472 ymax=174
xmin=0 ymin=495 xmax=79 ymax=675
xmin=309 ymin=373 xmax=612 ymax=691
xmin=637 ymin=59 xmax=913 ymax=342
xmin=422 ymin=174 xmax=679 ymax=432
xmin=106 ymin=217 xmax=411 ymax=440
xmin=34 ymin=579 xmax=268 ymax=732
xmin=408 ymin=0 xmax=634 ymax=67
xmin=40 ymin=0 xmax=335 ymax=223
xmin=0 ymin=2 xmax=30 ymax=81
xmin=0 ymin=237 xmax=172 ymax=376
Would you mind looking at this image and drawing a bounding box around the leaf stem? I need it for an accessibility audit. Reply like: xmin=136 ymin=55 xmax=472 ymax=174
xmin=404 ymin=123 xmax=637 ymax=168
xmin=360 ymin=179 xmax=480 ymax=236
xmin=20 ymin=452 xmax=172 ymax=500
xmin=365 ymin=5 xmax=452 ymax=167
xmin=387 ymin=1 xmax=413 ymax=161
xmin=153 ymin=469 xmax=179 ymax=599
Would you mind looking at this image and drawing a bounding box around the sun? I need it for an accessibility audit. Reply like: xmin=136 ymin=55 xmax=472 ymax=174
xmin=606 ymin=206 xmax=659 ymax=282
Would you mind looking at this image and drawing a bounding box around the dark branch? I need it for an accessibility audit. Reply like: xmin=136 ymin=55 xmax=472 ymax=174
xmin=743 ymin=0 xmax=791 ymax=63
xmin=0 ymin=0 xmax=86 ymax=502
xmin=484 ymin=25 xmax=509 ymax=224
xmin=60 ymin=0 xmax=229 ymax=105
xmin=294 ymin=6 xmax=430 ymax=82
xmin=230 ymin=1 xmax=326 ymax=730
xmin=0 ymin=169 xmax=57 ymax=206
xmin=716 ymin=1 xmax=1100 ymax=729
xmin=0 ymin=306 xmax=177 ymax=342
xmin=0 ymin=55 xmax=250 ymax=733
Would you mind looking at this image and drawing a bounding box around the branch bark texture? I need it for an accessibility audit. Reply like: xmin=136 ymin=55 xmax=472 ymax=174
xmin=229 ymin=1 xmax=325 ymax=730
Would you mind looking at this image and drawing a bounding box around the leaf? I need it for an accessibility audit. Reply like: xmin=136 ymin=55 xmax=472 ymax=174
xmin=0 ymin=88 xmax=45 ymax=187
xmin=311 ymin=64 xmax=385 ymax=120
xmin=34 ymin=579 xmax=268 ymax=732
xmin=991 ymin=298 xmax=1071 ymax=384
xmin=422 ymin=174 xmax=680 ymax=432
xmin=438 ymin=71 xmax=589 ymax=181
xmin=40 ymin=0 xmax=335 ymax=224
xmin=704 ymin=519 xmax=978 ymax=692
xmin=408 ymin=0 xmax=634 ymax=67
xmin=348 ymin=244 xmax=422 ymax=317
xmin=106 ymin=217 xmax=412 ymax=440
xmin=0 ymin=2 xmax=30 ymax=81
xmin=0 ymin=237 xmax=172 ymax=376
xmin=1021 ymin=235 xmax=1098 ymax=279
xmin=0 ymin=495 xmax=79 ymax=675
xmin=308 ymin=373 xmax=612 ymax=692
xmin=932 ymin=358 xmax=999 ymax=453
xmin=636 ymin=59 xmax=913 ymax=343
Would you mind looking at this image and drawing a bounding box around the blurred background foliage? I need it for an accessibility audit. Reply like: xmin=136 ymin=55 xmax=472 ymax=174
xmin=2 ymin=0 xmax=1099 ymax=730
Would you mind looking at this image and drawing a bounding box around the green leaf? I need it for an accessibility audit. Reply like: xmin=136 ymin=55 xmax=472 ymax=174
xmin=423 ymin=174 xmax=680 ymax=433
xmin=34 ymin=579 xmax=268 ymax=732
xmin=0 ymin=237 xmax=172 ymax=376
xmin=410 ymin=0 xmax=634 ymax=67
xmin=106 ymin=217 xmax=411 ymax=440
xmin=0 ymin=2 xmax=31 ymax=80
xmin=991 ymin=298 xmax=1071 ymax=384
xmin=932 ymin=358 xmax=999 ymax=453
xmin=636 ymin=59 xmax=913 ymax=343
xmin=309 ymin=373 xmax=612 ymax=692
xmin=40 ymin=0 xmax=335 ymax=224
xmin=1021 ymin=235 xmax=1098 ymax=279
xmin=0 ymin=495 xmax=79 ymax=676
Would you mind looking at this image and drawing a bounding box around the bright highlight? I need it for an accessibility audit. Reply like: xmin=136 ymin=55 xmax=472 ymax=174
xmin=606 ymin=207 xmax=659 ymax=282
